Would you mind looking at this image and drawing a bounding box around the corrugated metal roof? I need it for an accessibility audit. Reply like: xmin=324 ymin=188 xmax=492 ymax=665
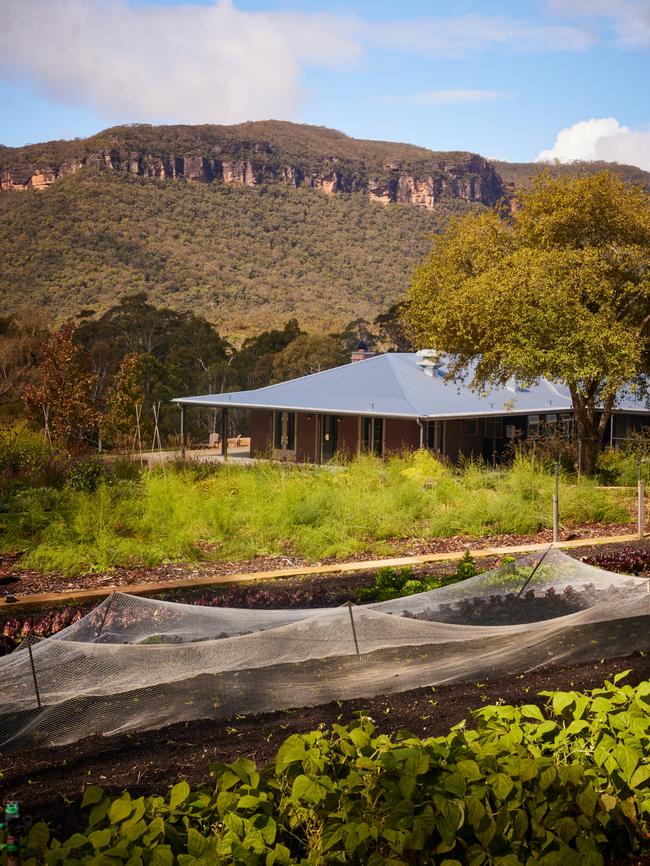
xmin=173 ymin=353 xmax=650 ymax=419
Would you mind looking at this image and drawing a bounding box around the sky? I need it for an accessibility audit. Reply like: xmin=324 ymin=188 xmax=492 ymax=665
xmin=0 ymin=0 xmax=649 ymax=168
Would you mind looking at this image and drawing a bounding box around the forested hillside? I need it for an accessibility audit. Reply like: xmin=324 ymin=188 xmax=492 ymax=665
xmin=0 ymin=171 xmax=463 ymax=334
xmin=2 ymin=120 xmax=649 ymax=335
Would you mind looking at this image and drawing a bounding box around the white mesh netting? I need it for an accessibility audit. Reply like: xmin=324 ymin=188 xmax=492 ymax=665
xmin=1 ymin=549 xmax=648 ymax=750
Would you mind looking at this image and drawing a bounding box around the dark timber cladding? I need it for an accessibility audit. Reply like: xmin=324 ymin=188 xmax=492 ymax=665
xmin=172 ymin=351 xmax=650 ymax=464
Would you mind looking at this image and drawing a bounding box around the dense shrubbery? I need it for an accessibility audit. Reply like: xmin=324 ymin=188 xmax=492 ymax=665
xmin=0 ymin=450 xmax=630 ymax=576
xmin=10 ymin=676 xmax=650 ymax=865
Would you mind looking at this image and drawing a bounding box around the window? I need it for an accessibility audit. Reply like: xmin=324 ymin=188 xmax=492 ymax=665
xmin=485 ymin=418 xmax=503 ymax=438
xmin=427 ymin=420 xmax=444 ymax=451
xmin=273 ymin=411 xmax=283 ymax=450
xmin=528 ymin=415 xmax=540 ymax=437
xmin=462 ymin=419 xmax=479 ymax=436
xmin=361 ymin=417 xmax=384 ymax=456
xmin=273 ymin=412 xmax=296 ymax=451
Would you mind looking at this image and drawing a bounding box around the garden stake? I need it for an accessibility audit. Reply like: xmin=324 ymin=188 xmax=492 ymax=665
xmin=553 ymin=460 xmax=560 ymax=542
xmin=346 ymin=602 xmax=360 ymax=658
xmin=96 ymin=592 xmax=117 ymax=641
xmin=516 ymin=543 xmax=554 ymax=600
xmin=638 ymin=458 xmax=645 ymax=540
xmin=27 ymin=645 xmax=41 ymax=710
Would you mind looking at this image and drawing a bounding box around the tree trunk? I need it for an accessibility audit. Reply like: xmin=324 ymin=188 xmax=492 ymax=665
xmin=569 ymin=384 xmax=615 ymax=476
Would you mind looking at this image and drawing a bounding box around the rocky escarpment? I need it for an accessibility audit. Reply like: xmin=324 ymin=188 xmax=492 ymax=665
xmin=0 ymin=134 xmax=506 ymax=210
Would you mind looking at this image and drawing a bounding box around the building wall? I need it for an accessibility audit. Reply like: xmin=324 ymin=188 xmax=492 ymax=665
xmin=444 ymin=419 xmax=460 ymax=463
xmin=250 ymin=410 xmax=272 ymax=456
xmin=296 ymin=414 xmax=317 ymax=462
xmin=338 ymin=416 xmax=359 ymax=459
xmin=456 ymin=418 xmax=483 ymax=461
xmin=384 ymin=418 xmax=420 ymax=453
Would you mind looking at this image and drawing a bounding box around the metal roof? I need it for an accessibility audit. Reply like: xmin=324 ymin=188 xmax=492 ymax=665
xmin=173 ymin=353 xmax=650 ymax=419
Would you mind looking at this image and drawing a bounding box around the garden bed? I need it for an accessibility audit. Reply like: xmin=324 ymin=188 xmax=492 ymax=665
xmin=2 ymin=651 xmax=650 ymax=840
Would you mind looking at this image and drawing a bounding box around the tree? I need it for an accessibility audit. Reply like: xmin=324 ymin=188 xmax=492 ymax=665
xmin=22 ymin=324 xmax=100 ymax=449
xmin=405 ymin=171 xmax=650 ymax=474
xmin=101 ymin=353 xmax=145 ymax=449
xmin=0 ymin=306 xmax=50 ymax=410
xmin=271 ymin=334 xmax=349 ymax=382
xmin=228 ymin=319 xmax=303 ymax=390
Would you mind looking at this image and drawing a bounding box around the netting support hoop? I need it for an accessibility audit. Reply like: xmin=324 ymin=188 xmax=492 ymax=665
xmin=346 ymin=602 xmax=360 ymax=658
xmin=28 ymin=644 xmax=42 ymax=710
xmin=96 ymin=592 xmax=117 ymax=641
xmin=516 ymin=542 xmax=554 ymax=600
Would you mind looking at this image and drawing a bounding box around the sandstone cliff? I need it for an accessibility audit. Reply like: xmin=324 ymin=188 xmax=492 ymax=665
xmin=0 ymin=122 xmax=506 ymax=210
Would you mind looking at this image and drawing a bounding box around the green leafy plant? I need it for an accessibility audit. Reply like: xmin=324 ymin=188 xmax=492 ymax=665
xmin=10 ymin=676 xmax=650 ymax=866
xmin=455 ymin=550 xmax=477 ymax=580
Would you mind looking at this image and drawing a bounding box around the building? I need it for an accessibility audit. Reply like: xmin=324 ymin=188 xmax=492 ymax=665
xmin=172 ymin=350 xmax=650 ymax=463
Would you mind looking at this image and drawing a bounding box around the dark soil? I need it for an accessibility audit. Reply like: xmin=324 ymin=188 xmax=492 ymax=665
xmin=2 ymin=652 xmax=650 ymax=845
xmin=0 ymin=522 xmax=639 ymax=599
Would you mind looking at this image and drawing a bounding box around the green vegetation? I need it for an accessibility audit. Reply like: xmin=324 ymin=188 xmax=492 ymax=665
xmin=406 ymin=171 xmax=650 ymax=475
xmin=0 ymin=440 xmax=630 ymax=576
xmin=0 ymin=171 xmax=457 ymax=333
xmin=357 ymin=552 xmax=479 ymax=602
xmin=11 ymin=676 xmax=650 ymax=865
xmin=493 ymin=158 xmax=650 ymax=191
xmin=0 ymin=119 xmax=462 ymax=175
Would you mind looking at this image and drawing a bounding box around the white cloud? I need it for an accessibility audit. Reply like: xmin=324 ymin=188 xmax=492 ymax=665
xmin=537 ymin=118 xmax=650 ymax=172
xmin=0 ymin=0 xmax=360 ymax=126
xmin=369 ymin=15 xmax=594 ymax=56
xmin=547 ymin=0 xmax=650 ymax=47
xmin=385 ymin=89 xmax=508 ymax=106
xmin=0 ymin=0 xmax=602 ymax=128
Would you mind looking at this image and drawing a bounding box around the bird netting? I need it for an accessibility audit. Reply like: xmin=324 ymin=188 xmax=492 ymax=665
xmin=1 ymin=549 xmax=648 ymax=751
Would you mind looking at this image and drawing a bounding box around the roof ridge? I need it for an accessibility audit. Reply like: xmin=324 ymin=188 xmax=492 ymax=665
xmin=384 ymin=354 xmax=428 ymax=416
xmin=237 ymin=351 xmax=389 ymax=396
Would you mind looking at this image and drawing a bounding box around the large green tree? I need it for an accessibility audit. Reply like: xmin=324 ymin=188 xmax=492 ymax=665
xmin=271 ymin=334 xmax=349 ymax=382
xmin=406 ymin=172 xmax=650 ymax=474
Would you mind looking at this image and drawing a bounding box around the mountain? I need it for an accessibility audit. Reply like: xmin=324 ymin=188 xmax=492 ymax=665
xmin=1 ymin=121 xmax=648 ymax=335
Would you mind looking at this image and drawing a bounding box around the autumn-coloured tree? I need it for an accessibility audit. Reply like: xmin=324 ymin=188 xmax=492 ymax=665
xmin=406 ymin=172 xmax=650 ymax=474
xmin=22 ymin=324 xmax=100 ymax=449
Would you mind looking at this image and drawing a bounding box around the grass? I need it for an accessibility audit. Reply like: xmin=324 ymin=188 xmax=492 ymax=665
xmin=0 ymin=450 xmax=633 ymax=577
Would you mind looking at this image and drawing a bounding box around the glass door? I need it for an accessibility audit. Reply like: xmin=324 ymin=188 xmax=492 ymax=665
xmin=273 ymin=411 xmax=297 ymax=461
xmin=320 ymin=414 xmax=339 ymax=462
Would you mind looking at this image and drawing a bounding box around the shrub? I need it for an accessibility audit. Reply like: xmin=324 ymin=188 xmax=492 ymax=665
xmin=16 ymin=675 xmax=650 ymax=865
xmin=455 ymin=549 xmax=477 ymax=580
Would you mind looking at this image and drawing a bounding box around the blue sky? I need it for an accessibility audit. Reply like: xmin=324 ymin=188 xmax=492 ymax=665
xmin=0 ymin=0 xmax=649 ymax=167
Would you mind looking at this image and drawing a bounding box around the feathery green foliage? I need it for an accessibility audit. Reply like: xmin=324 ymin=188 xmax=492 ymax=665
xmin=0 ymin=450 xmax=629 ymax=576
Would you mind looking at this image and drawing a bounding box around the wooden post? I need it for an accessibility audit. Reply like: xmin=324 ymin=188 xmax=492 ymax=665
xmin=346 ymin=602 xmax=360 ymax=658
xmin=221 ymin=408 xmax=228 ymax=460
xmin=179 ymin=405 xmax=185 ymax=459
xmin=553 ymin=460 xmax=560 ymax=543
xmin=28 ymin=644 xmax=42 ymax=709
xmin=638 ymin=459 xmax=645 ymax=540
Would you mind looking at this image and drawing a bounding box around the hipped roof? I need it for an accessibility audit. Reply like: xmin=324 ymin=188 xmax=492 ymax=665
xmin=173 ymin=353 xmax=650 ymax=420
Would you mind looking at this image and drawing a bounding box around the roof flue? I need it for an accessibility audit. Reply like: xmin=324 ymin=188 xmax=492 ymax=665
xmin=415 ymin=349 xmax=444 ymax=377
